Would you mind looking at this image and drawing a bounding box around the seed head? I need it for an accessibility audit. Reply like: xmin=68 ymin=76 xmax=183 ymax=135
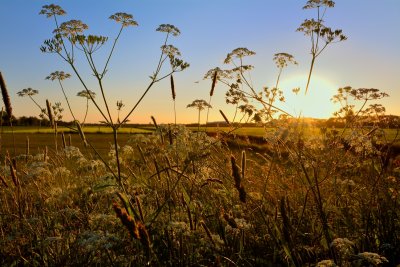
xmin=0 ymin=72 xmax=13 ymax=120
xmin=46 ymin=99 xmax=54 ymax=127
xmin=170 ymin=74 xmax=176 ymax=100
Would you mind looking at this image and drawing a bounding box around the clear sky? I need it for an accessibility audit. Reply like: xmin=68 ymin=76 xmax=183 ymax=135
xmin=1 ymin=0 xmax=399 ymax=124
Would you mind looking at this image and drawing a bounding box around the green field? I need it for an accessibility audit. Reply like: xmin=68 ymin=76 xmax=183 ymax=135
xmin=0 ymin=125 xmax=153 ymax=134
xmin=2 ymin=125 xmax=399 ymax=139
xmin=1 ymin=125 xmax=399 ymax=159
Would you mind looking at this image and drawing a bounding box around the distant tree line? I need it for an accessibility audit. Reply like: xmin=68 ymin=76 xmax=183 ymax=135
xmin=321 ymin=115 xmax=400 ymax=129
xmin=1 ymin=112 xmax=399 ymax=128
xmin=0 ymin=113 xmax=74 ymax=127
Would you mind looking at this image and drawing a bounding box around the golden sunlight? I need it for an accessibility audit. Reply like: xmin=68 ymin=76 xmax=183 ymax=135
xmin=280 ymin=74 xmax=339 ymax=119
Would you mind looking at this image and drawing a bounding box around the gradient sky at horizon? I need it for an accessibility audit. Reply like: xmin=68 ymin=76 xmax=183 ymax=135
xmin=1 ymin=0 xmax=399 ymax=124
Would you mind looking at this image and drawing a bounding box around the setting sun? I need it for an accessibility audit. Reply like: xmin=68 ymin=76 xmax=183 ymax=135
xmin=280 ymin=74 xmax=339 ymax=119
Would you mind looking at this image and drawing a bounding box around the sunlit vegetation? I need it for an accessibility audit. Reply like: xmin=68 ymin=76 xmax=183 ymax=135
xmin=1 ymin=1 xmax=399 ymax=266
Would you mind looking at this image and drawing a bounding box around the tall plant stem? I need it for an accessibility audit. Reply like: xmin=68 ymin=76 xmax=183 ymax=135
xmin=119 ymin=33 xmax=171 ymax=127
xmin=28 ymin=95 xmax=44 ymax=111
xmin=113 ymin=127 xmax=122 ymax=185
xmin=119 ymin=81 xmax=155 ymax=126
xmin=305 ymin=56 xmax=316 ymax=94
xmin=68 ymin=64 xmax=111 ymax=125
xmin=82 ymin=99 xmax=89 ymax=125
xmin=173 ymin=100 xmax=177 ymax=125
xmin=197 ymin=110 xmax=201 ymax=132
xmin=97 ymin=79 xmax=113 ymax=124
xmin=205 ymin=95 xmax=212 ymax=131
xmin=275 ymin=68 xmax=283 ymax=89
xmin=58 ymin=79 xmax=77 ymax=122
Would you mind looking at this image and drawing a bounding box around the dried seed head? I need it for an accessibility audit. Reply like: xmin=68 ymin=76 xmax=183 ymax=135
xmin=113 ymin=201 xmax=139 ymax=239
xmin=151 ymin=116 xmax=158 ymax=129
xmin=137 ymin=222 xmax=151 ymax=249
xmin=0 ymin=72 xmax=13 ymax=120
xmin=238 ymin=186 xmax=247 ymax=203
xmin=170 ymin=74 xmax=176 ymax=100
xmin=210 ymin=70 xmax=217 ymax=96
xmin=46 ymin=99 xmax=54 ymax=127
xmin=231 ymin=155 xmax=241 ymax=188
xmin=219 ymin=110 xmax=230 ymax=125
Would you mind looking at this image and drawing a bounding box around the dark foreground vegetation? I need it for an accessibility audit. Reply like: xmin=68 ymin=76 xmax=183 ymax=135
xmin=1 ymin=124 xmax=400 ymax=266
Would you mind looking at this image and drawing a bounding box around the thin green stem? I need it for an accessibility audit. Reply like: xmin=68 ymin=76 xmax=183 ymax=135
xmin=68 ymin=64 xmax=111 ymax=125
xmin=102 ymin=26 xmax=124 ymax=77
xmin=58 ymin=79 xmax=77 ymax=122
xmin=113 ymin=127 xmax=122 ymax=185
xmin=28 ymin=95 xmax=44 ymax=111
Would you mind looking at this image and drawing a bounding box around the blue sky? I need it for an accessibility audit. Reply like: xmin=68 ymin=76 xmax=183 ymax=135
xmin=1 ymin=0 xmax=399 ymax=123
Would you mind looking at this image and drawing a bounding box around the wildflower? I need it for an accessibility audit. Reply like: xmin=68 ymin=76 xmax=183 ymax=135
xmin=316 ymin=259 xmax=337 ymax=267
xmin=46 ymin=71 xmax=71 ymax=81
xmin=39 ymin=4 xmax=66 ymax=17
xmin=54 ymin=20 xmax=88 ymax=38
xmin=156 ymin=24 xmax=180 ymax=36
xmin=109 ymin=12 xmax=138 ymax=27
xmin=273 ymin=53 xmax=298 ymax=69
xmin=224 ymin=47 xmax=256 ymax=64
xmin=77 ymin=90 xmax=96 ymax=99
xmin=352 ymin=252 xmax=388 ymax=266
xmin=161 ymin=44 xmax=181 ymax=58
xmin=330 ymin=238 xmax=355 ymax=260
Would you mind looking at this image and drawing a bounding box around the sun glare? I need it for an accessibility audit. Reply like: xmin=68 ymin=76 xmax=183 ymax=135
xmin=279 ymin=74 xmax=339 ymax=119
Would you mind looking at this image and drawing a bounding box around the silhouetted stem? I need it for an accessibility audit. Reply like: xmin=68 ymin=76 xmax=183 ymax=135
xmin=113 ymin=127 xmax=122 ymax=185
xmin=28 ymin=95 xmax=43 ymax=111
xmin=58 ymin=79 xmax=77 ymax=122
xmin=82 ymin=99 xmax=89 ymax=125
xmin=305 ymin=56 xmax=316 ymax=94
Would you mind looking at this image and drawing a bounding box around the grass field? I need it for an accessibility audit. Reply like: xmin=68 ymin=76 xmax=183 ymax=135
xmin=2 ymin=125 xmax=399 ymax=139
xmin=1 ymin=125 xmax=399 ymax=159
